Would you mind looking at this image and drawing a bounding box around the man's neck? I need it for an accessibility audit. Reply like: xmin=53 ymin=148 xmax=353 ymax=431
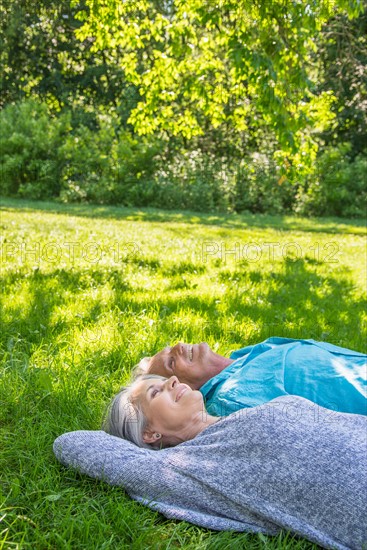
xmin=196 ymin=355 xmax=234 ymax=389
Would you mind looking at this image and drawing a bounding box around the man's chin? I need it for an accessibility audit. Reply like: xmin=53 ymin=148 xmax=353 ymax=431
xmin=199 ymin=342 xmax=210 ymax=353
xmin=203 ymin=343 xmax=222 ymax=358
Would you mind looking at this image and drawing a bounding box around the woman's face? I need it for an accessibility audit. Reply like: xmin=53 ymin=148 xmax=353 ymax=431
xmin=146 ymin=342 xmax=224 ymax=389
xmin=131 ymin=375 xmax=206 ymax=444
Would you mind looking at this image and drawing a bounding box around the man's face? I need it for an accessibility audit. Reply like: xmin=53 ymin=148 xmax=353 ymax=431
xmin=146 ymin=342 xmax=221 ymax=389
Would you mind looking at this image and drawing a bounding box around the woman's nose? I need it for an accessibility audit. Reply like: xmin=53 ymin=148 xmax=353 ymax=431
xmin=166 ymin=376 xmax=178 ymax=389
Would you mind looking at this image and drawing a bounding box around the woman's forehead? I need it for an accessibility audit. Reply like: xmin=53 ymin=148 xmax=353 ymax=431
xmin=132 ymin=377 xmax=153 ymax=402
xmin=131 ymin=378 xmax=146 ymax=399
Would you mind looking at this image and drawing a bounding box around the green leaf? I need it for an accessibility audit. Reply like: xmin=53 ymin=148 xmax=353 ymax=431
xmin=37 ymin=371 xmax=53 ymax=392
xmin=45 ymin=494 xmax=62 ymax=502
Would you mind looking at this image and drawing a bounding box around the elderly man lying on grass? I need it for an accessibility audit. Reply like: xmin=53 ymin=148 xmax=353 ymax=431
xmin=134 ymin=337 xmax=367 ymax=416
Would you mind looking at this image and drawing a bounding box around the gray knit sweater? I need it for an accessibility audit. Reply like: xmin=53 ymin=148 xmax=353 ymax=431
xmin=53 ymin=396 xmax=367 ymax=550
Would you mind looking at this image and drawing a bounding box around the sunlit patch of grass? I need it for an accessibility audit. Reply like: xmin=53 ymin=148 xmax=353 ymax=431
xmin=0 ymin=197 xmax=366 ymax=548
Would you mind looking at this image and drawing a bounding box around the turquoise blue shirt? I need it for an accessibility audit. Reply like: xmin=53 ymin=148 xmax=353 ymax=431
xmin=200 ymin=337 xmax=367 ymax=416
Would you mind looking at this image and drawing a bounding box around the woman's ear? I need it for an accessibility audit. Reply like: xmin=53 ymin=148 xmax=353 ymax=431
xmin=143 ymin=430 xmax=161 ymax=444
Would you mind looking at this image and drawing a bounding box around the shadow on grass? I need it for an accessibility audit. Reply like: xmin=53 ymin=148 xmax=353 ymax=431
xmin=0 ymin=267 xmax=132 ymax=349
xmin=1 ymin=256 xmax=365 ymax=358
xmin=1 ymin=197 xmax=366 ymax=235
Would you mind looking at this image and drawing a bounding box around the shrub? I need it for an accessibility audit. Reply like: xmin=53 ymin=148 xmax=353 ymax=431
xmin=234 ymin=153 xmax=296 ymax=214
xmin=111 ymin=134 xmax=161 ymax=206
xmin=1 ymin=101 xmax=364 ymax=218
xmin=0 ymin=100 xmax=70 ymax=198
xmin=59 ymin=124 xmax=161 ymax=205
xmin=295 ymin=144 xmax=367 ymax=217
xmin=153 ymin=150 xmax=236 ymax=212
xmin=58 ymin=119 xmax=116 ymax=203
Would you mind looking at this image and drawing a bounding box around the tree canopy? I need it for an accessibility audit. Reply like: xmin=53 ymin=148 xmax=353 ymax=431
xmin=75 ymin=0 xmax=364 ymax=170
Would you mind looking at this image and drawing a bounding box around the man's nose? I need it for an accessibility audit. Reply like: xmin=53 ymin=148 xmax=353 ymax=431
xmin=172 ymin=342 xmax=183 ymax=355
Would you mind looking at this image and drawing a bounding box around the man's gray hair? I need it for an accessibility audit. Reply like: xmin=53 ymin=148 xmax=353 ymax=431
xmin=130 ymin=357 xmax=151 ymax=380
xmin=102 ymin=374 xmax=167 ymax=450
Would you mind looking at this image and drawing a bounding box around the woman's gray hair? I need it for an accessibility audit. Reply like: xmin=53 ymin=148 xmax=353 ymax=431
xmin=102 ymin=374 xmax=167 ymax=450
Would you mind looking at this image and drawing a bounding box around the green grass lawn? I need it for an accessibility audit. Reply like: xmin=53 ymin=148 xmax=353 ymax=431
xmin=1 ymin=198 xmax=366 ymax=549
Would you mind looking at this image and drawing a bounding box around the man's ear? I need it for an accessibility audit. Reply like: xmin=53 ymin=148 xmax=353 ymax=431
xmin=138 ymin=357 xmax=150 ymax=375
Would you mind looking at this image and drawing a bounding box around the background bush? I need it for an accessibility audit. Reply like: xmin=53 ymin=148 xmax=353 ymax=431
xmin=0 ymin=100 xmax=70 ymax=199
xmin=1 ymin=99 xmax=366 ymax=217
xmin=295 ymin=144 xmax=367 ymax=218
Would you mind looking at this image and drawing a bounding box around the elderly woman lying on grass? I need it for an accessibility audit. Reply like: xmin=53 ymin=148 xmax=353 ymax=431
xmin=133 ymin=337 xmax=367 ymax=416
xmin=90 ymin=375 xmax=366 ymax=549
xmin=55 ymin=377 xmax=367 ymax=550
